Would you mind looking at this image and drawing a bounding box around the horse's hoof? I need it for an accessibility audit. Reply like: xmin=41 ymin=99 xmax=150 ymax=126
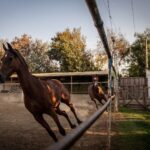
xmin=78 ymin=120 xmax=82 ymax=124
xmin=51 ymin=134 xmax=58 ymax=142
xmin=71 ymin=124 xmax=76 ymax=129
xmin=111 ymin=95 xmax=115 ymax=100
xmin=54 ymin=137 xmax=58 ymax=142
xmin=60 ymin=129 xmax=66 ymax=136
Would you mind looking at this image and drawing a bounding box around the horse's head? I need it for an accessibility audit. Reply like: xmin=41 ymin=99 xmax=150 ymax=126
xmin=93 ymin=76 xmax=99 ymax=87
xmin=0 ymin=43 xmax=25 ymax=83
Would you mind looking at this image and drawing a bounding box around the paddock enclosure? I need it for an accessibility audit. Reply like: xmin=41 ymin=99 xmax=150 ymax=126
xmin=0 ymin=92 xmax=109 ymax=150
xmin=9 ymin=71 xmax=108 ymax=94
xmin=0 ymin=78 xmax=149 ymax=150
xmin=1 ymin=0 xmax=149 ymax=149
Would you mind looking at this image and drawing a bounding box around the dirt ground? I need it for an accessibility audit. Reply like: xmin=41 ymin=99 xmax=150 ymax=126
xmin=0 ymin=93 xmax=110 ymax=150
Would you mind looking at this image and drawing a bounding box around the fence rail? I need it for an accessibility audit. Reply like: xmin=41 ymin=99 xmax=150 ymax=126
xmin=0 ymin=83 xmax=21 ymax=93
xmin=45 ymin=98 xmax=111 ymax=150
xmin=0 ymin=81 xmax=108 ymax=94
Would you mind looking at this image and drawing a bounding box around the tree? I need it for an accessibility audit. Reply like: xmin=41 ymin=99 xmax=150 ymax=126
xmin=0 ymin=46 xmax=3 ymax=57
xmin=95 ymin=53 xmax=107 ymax=70
xmin=48 ymin=28 xmax=95 ymax=72
xmin=26 ymin=40 xmax=57 ymax=73
xmin=0 ymin=39 xmax=7 ymax=57
xmin=126 ymin=28 xmax=150 ymax=77
xmin=96 ymin=29 xmax=129 ymax=73
xmin=11 ymin=34 xmax=57 ymax=73
xmin=11 ymin=34 xmax=32 ymax=57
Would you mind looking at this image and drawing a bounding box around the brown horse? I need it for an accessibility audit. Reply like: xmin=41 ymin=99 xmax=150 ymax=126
xmin=88 ymin=76 xmax=109 ymax=109
xmin=0 ymin=43 xmax=82 ymax=142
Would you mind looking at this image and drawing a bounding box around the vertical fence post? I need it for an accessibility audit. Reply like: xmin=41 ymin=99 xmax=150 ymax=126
xmin=114 ymin=74 xmax=119 ymax=112
xmin=107 ymin=58 xmax=113 ymax=150
xmin=85 ymin=1 xmax=116 ymax=149
xmin=71 ymin=76 xmax=73 ymax=94
xmin=107 ymin=98 xmax=111 ymax=150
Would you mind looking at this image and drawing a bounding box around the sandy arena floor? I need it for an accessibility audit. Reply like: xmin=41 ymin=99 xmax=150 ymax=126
xmin=0 ymin=93 xmax=108 ymax=150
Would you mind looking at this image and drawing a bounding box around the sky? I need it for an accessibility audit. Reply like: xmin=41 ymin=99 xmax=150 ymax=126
xmin=0 ymin=0 xmax=150 ymax=50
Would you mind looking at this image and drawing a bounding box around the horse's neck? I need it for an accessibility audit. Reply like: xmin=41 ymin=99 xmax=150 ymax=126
xmin=16 ymin=67 xmax=35 ymax=94
xmin=92 ymin=84 xmax=98 ymax=92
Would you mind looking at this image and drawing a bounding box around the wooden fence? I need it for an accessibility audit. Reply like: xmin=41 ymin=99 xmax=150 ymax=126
xmin=119 ymin=77 xmax=149 ymax=109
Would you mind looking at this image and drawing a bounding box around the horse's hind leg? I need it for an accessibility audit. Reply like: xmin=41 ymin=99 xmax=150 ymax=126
xmin=61 ymin=98 xmax=82 ymax=124
xmin=56 ymin=107 xmax=76 ymax=129
xmin=33 ymin=114 xmax=58 ymax=142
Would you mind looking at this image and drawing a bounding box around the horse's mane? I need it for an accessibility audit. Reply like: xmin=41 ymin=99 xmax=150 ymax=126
xmin=13 ymin=49 xmax=29 ymax=69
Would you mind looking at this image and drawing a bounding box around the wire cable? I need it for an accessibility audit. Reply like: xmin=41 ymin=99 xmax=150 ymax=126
xmin=131 ymin=0 xmax=136 ymax=35
xmin=107 ymin=0 xmax=113 ymax=30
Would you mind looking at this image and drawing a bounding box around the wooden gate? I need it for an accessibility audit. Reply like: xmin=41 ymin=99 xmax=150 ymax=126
xmin=119 ymin=77 xmax=148 ymax=109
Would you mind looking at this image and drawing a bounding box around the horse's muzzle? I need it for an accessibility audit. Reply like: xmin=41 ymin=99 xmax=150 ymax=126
xmin=94 ymin=82 xmax=98 ymax=87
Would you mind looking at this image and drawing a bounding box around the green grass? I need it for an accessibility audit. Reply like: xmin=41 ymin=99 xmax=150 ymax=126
xmin=111 ymin=107 xmax=150 ymax=150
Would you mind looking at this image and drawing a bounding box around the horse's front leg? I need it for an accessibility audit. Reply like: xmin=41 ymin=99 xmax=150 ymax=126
xmin=102 ymin=94 xmax=108 ymax=102
xmin=33 ymin=113 xmax=58 ymax=142
xmin=47 ymin=108 xmax=66 ymax=136
xmin=68 ymin=103 xmax=82 ymax=124
xmin=91 ymin=98 xmax=99 ymax=109
xmin=97 ymin=96 xmax=105 ymax=105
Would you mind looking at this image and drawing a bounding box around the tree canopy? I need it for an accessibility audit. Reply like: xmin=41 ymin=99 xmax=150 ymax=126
xmin=96 ymin=29 xmax=129 ymax=73
xmin=3 ymin=27 xmax=149 ymax=76
xmin=48 ymin=28 xmax=96 ymax=72
xmin=125 ymin=28 xmax=150 ymax=77
xmin=11 ymin=34 xmax=56 ymax=73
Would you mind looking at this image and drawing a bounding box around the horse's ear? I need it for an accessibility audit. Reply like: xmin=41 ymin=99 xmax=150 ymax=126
xmin=7 ymin=43 xmax=17 ymax=57
xmin=3 ymin=44 xmax=8 ymax=51
xmin=7 ymin=43 xmax=13 ymax=50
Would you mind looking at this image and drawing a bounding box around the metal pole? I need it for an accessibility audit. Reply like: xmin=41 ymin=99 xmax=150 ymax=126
xmin=85 ymin=1 xmax=114 ymax=149
xmin=112 ymin=46 xmax=119 ymax=112
xmin=146 ymin=37 xmax=148 ymax=69
xmin=107 ymin=98 xmax=111 ymax=150
xmin=107 ymin=58 xmax=112 ymax=150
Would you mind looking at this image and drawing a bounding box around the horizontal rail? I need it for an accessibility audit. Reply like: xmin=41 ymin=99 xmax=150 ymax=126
xmin=46 ymin=98 xmax=111 ymax=150
xmin=62 ymin=81 xmax=108 ymax=85
xmin=0 ymin=83 xmax=20 ymax=86
xmin=0 ymin=81 xmax=108 ymax=85
xmin=0 ymin=82 xmax=108 ymax=94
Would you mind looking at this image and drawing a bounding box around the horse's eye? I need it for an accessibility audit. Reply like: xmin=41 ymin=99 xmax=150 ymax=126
xmin=6 ymin=57 xmax=13 ymax=64
xmin=9 ymin=57 xmax=13 ymax=61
